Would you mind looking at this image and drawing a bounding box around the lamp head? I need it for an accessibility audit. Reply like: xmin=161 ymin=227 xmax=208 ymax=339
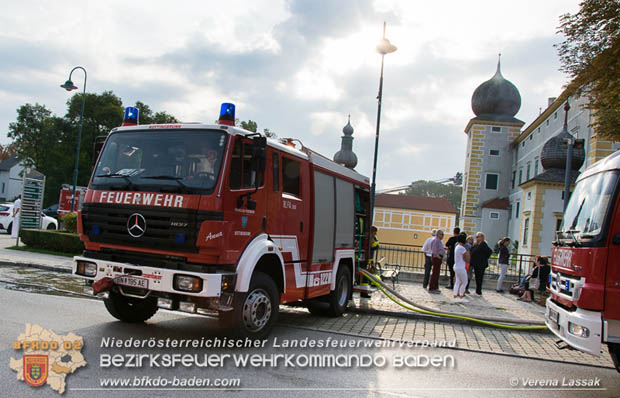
xmin=376 ymin=38 xmax=397 ymax=55
xmin=60 ymin=79 xmax=78 ymax=91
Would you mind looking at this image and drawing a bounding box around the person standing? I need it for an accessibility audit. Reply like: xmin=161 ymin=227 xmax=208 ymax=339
xmin=453 ymin=233 xmax=470 ymax=303
xmin=428 ymin=230 xmax=445 ymax=293
xmin=470 ymin=232 xmax=492 ymax=296
xmin=444 ymin=227 xmax=460 ymax=289
xmin=464 ymin=235 xmax=474 ymax=294
xmin=11 ymin=194 xmax=21 ymax=239
xmin=421 ymin=229 xmax=437 ymax=289
xmin=496 ymin=237 xmax=511 ymax=293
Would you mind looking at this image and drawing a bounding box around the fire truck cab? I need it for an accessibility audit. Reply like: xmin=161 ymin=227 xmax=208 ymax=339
xmin=73 ymin=104 xmax=372 ymax=338
xmin=546 ymin=150 xmax=620 ymax=372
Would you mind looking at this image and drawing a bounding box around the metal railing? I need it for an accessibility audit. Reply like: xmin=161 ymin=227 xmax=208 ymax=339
xmin=376 ymin=243 xmax=538 ymax=281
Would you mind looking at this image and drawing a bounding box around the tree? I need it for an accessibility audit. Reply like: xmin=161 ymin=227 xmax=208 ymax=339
xmin=0 ymin=143 xmax=17 ymax=162
xmin=7 ymin=93 xmax=179 ymax=207
xmin=240 ymin=120 xmax=258 ymax=132
xmin=404 ymin=180 xmax=462 ymax=218
xmin=556 ymin=0 xmax=620 ymax=139
xmin=134 ymin=101 xmax=179 ymax=124
xmin=8 ymin=103 xmax=72 ymax=206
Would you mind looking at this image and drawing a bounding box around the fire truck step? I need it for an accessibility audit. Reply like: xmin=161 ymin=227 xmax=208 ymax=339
xmin=555 ymin=339 xmax=573 ymax=350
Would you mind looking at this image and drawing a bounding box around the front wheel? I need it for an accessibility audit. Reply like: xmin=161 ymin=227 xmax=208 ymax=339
xmin=103 ymin=290 xmax=158 ymax=323
xmin=609 ymin=343 xmax=620 ymax=373
xmin=47 ymin=223 xmax=56 ymax=230
xmin=220 ymin=272 xmax=279 ymax=339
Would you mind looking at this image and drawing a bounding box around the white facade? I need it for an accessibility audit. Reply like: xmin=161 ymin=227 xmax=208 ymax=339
xmin=463 ymin=91 xmax=619 ymax=256
xmin=0 ymin=156 xmax=27 ymax=203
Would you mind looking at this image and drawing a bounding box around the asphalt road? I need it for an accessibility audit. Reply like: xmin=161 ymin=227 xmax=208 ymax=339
xmin=1 ymin=284 xmax=619 ymax=398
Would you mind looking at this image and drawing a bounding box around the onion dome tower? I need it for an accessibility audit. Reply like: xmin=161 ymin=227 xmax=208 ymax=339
xmin=333 ymin=115 xmax=358 ymax=169
xmin=471 ymin=57 xmax=522 ymax=123
xmin=460 ymin=55 xmax=524 ymax=238
xmin=540 ymin=99 xmax=585 ymax=176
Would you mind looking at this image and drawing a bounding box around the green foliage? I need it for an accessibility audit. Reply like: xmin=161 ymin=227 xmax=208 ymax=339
xmin=240 ymin=120 xmax=258 ymax=132
xmin=240 ymin=120 xmax=277 ymax=138
xmin=20 ymin=229 xmax=84 ymax=255
xmin=60 ymin=212 xmax=78 ymax=233
xmin=556 ymin=0 xmax=620 ymax=139
xmin=7 ymin=93 xmax=178 ymax=207
xmin=134 ymin=101 xmax=178 ymax=124
xmin=404 ymin=180 xmax=462 ymax=217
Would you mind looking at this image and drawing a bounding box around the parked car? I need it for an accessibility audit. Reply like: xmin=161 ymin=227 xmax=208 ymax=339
xmin=42 ymin=204 xmax=59 ymax=219
xmin=0 ymin=204 xmax=58 ymax=233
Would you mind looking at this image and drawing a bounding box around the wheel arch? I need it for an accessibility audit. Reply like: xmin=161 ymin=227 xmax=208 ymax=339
xmin=330 ymin=249 xmax=355 ymax=291
xmin=235 ymin=234 xmax=286 ymax=293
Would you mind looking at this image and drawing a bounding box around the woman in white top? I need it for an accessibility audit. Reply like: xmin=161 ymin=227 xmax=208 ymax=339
xmin=453 ymin=233 xmax=470 ymax=303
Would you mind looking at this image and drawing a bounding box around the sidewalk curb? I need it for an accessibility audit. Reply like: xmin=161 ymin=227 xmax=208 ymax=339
xmin=0 ymin=260 xmax=72 ymax=274
xmin=349 ymin=303 xmax=550 ymax=333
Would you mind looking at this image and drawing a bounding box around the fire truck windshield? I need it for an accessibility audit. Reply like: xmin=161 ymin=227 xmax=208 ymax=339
xmin=558 ymin=170 xmax=619 ymax=244
xmin=91 ymin=129 xmax=227 ymax=194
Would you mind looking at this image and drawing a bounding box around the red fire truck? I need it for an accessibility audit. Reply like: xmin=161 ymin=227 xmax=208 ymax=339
xmin=73 ymin=104 xmax=372 ymax=338
xmin=546 ymin=150 xmax=620 ymax=372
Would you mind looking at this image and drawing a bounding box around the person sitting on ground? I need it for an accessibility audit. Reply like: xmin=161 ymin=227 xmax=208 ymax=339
xmin=518 ymin=257 xmax=551 ymax=302
xmin=452 ymin=233 xmax=470 ymax=303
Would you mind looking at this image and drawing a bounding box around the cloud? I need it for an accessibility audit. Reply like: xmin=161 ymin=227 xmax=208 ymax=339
xmin=0 ymin=0 xmax=582 ymax=195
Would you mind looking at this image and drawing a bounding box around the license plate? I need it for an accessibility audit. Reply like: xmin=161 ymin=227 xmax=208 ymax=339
xmin=114 ymin=275 xmax=148 ymax=289
xmin=548 ymin=308 xmax=559 ymax=324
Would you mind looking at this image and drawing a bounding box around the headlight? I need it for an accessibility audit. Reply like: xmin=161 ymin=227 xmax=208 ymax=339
xmin=76 ymin=261 xmax=97 ymax=277
xmin=568 ymin=322 xmax=590 ymax=338
xmin=173 ymin=275 xmax=203 ymax=292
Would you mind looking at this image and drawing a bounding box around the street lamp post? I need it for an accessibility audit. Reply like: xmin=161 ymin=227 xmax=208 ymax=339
xmin=60 ymin=66 xmax=87 ymax=212
xmin=368 ymin=22 xmax=396 ymax=263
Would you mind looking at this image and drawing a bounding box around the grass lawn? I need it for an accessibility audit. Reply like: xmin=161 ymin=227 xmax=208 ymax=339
xmin=6 ymin=245 xmax=76 ymax=258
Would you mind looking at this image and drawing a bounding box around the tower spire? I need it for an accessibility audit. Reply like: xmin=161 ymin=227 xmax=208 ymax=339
xmin=496 ymin=52 xmax=502 ymax=76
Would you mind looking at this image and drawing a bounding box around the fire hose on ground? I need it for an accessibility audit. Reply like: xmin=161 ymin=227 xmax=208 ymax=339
xmin=359 ymin=269 xmax=548 ymax=331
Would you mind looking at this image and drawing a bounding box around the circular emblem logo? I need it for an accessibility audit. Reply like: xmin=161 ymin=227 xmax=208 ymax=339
xmin=127 ymin=213 xmax=146 ymax=238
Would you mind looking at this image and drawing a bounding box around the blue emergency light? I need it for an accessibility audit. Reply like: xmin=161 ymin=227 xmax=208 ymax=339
xmin=218 ymin=103 xmax=235 ymax=126
xmin=122 ymin=106 xmax=139 ymax=126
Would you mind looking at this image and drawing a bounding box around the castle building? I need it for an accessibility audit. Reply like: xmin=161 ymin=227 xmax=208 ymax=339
xmin=460 ymin=58 xmax=619 ymax=255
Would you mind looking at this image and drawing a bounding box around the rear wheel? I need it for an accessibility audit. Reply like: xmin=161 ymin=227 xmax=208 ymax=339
xmin=221 ymin=272 xmax=279 ymax=339
xmin=103 ymin=290 xmax=158 ymax=323
xmin=307 ymin=266 xmax=351 ymax=317
xmin=7 ymin=222 xmax=12 ymax=235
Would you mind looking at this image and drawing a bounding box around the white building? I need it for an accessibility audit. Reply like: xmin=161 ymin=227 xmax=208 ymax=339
xmin=0 ymin=155 xmax=27 ymax=203
xmin=460 ymin=60 xmax=618 ymax=255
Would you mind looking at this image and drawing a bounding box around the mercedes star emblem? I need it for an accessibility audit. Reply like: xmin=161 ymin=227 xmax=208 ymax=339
xmin=127 ymin=213 xmax=146 ymax=238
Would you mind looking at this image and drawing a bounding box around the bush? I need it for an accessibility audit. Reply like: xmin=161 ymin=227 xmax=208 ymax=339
xmin=60 ymin=212 xmax=78 ymax=233
xmin=20 ymin=229 xmax=84 ymax=255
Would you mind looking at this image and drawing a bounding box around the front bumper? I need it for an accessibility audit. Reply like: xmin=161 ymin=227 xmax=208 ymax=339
xmin=73 ymin=255 xmax=232 ymax=298
xmin=545 ymin=298 xmax=602 ymax=356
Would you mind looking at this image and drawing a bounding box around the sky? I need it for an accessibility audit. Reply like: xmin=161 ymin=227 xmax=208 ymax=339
xmin=0 ymin=0 xmax=581 ymax=190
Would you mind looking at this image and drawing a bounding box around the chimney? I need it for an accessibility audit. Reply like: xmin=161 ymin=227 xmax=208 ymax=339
xmin=547 ymin=97 xmax=557 ymax=107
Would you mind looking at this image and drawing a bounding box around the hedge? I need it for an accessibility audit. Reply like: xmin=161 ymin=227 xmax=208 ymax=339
xmin=20 ymin=229 xmax=84 ymax=255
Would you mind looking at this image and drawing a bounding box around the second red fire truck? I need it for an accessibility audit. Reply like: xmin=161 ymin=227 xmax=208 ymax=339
xmin=73 ymin=104 xmax=373 ymax=338
xmin=546 ymin=150 xmax=620 ymax=372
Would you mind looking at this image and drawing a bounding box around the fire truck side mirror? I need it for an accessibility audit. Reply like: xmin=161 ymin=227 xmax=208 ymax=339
xmin=93 ymin=136 xmax=107 ymax=165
